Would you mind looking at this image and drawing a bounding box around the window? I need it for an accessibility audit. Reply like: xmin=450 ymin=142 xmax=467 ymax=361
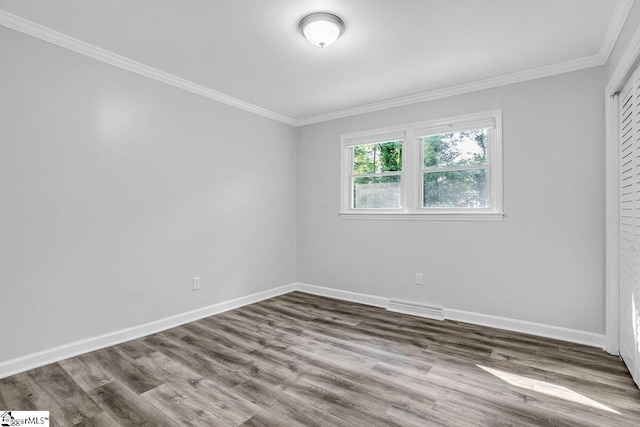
xmin=352 ymin=140 xmax=403 ymax=209
xmin=340 ymin=110 xmax=503 ymax=220
xmin=420 ymin=129 xmax=488 ymax=208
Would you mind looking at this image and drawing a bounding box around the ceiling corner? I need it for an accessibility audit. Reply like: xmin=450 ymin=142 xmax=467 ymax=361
xmin=599 ymin=0 xmax=636 ymax=63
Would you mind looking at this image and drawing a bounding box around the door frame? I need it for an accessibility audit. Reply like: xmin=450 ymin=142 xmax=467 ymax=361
xmin=605 ymin=26 xmax=640 ymax=355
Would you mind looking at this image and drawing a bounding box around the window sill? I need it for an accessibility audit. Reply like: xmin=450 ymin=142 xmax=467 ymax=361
xmin=339 ymin=211 xmax=505 ymax=221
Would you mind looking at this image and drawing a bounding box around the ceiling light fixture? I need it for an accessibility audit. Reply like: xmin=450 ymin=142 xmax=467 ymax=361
xmin=298 ymin=12 xmax=345 ymax=48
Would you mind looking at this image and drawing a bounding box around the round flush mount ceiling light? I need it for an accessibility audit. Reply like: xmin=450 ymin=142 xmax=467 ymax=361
xmin=298 ymin=12 xmax=345 ymax=48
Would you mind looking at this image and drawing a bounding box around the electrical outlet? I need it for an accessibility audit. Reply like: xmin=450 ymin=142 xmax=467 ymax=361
xmin=192 ymin=277 xmax=201 ymax=291
xmin=415 ymin=273 xmax=423 ymax=285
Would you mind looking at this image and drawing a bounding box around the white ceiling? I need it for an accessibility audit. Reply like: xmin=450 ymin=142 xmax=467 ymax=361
xmin=0 ymin=0 xmax=630 ymax=124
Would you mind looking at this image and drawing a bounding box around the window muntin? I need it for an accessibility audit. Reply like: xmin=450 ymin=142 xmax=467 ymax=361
xmin=420 ymin=129 xmax=489 ymax=208
xmin=350 ymin=140 xmax=403 ymax=209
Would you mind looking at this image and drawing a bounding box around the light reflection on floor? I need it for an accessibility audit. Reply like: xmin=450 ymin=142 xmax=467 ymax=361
xmin=477 ymin=365 xmax=620 ymax=414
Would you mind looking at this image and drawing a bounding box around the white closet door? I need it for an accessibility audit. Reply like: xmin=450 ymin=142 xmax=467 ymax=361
xmin=619 ymin=67 xmax=640 ymax=385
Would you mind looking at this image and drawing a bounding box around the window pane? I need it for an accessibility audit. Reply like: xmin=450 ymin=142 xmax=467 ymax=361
xmin=423 ymin=169 xmax=487 ymax=208
xmin=422 ymin=129 xmax=487 ymax=168
xmin=352 ymin=141 xmax=402 ymax=174
xmin=353 ymin=176 xmax=401 ymax=208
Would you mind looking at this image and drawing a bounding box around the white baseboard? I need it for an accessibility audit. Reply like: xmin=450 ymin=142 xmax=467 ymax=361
xmin=445 ymin=308 xmax=606 ymax=349
xmin=295 ymin=282 xmax=389 ymax=308
xmin=0 ymin=283 xmax=296 ymax=380
xmin=0 ymin=281 xmax=607 ymax=379
xmin=294 ymin=282 xmax=605 ymax=349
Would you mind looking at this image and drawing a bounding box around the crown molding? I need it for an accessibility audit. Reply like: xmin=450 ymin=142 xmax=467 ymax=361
xmin=599 ymin=0 xmax=636 ymax=63
xmin=1 ymin=1 xmax=634 ymax=128
xmin=295 ymin=0 xmax=635 ymax=126
xmin=606 ymin=20 xmax=640 ymax=95
xmin=0 ymin=10 xmax=297 ymax=126
xmin=296 ymin=54 xmax=605 ymax=126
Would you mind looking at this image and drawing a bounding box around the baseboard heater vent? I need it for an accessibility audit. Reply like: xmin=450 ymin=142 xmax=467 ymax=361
xmin=387 ymin=299 xmax=445 ymax=321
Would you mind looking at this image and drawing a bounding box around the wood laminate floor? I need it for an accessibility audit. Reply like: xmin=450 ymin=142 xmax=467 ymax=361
xmin=1 ymin=292 xmax=639 ymax=426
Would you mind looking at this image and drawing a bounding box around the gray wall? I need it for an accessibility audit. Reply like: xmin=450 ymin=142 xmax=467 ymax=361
xmin=0 ymin=19 xmax=612 ymax=366
xmin=297 ymin=67 xmax=606 ymax=334
xmin=0 ymin=28 xmax=297 ymax=362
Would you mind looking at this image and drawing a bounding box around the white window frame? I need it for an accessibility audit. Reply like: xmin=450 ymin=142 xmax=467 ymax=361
xmin=340 ymin=110 xmax=504 ymax=221
xmin=341 ymin=128 xmax=407 ymax=213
